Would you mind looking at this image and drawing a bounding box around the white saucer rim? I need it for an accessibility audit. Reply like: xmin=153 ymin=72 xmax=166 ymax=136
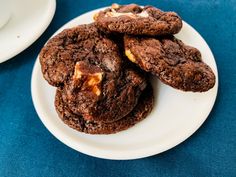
xmin=0 ymin=0 xmax=56 ymax=63
xmin=31 ymin=8 xmax=218 ymax=160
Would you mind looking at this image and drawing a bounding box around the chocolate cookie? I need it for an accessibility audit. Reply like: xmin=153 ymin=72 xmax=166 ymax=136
xmin=94 ymin=3 xmax=182 ymax=36
xmin=63 ymin=61 xmax=147 ymax=123
xmin=40 ymin=23 xmax=147 ymax=123
xmin=124 ymin=35 xmax=215 ymax=92
xmin=55 ymin=83 xmax=154 ymax=134
xmin=39 ymin=23 xmax=122 ymax=87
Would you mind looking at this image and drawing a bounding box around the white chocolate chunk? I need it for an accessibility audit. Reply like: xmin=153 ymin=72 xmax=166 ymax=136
xmin=106 ymin=9 xmax=149 ymax=18
xmin=73 ymin=67 xmax=82 ymax=79
xmin=111 ymin=3 xmax=120 ymax=9
xmin=73 ymin=62 xmax=103 ymax=96
xmin=125 ymin=49 xmax=136 ymax=63
xmin=87 ymin=73 xmax=103 ymax=86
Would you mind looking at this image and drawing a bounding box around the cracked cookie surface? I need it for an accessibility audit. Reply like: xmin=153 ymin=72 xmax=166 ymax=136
xmin=55 ymin=83 xmax=154 ymax=134
xmin=124 ymin=35 xmax=215 ymax=92
xmin=40 ymin=23 xmax=147 ymax=123
xmin=94 ymin=3 xmax=182 ymax=36
xmin=39 ymin=23 xmax=121 ymax=87
xmin=64 ymin=60 xmax=147 ymax=123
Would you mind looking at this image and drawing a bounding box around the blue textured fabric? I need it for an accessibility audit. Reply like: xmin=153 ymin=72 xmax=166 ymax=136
xmin=0 ymin=0 xmax=236 ymax=176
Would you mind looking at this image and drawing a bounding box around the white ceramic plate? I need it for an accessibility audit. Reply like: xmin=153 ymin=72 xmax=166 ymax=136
xmin=0 ymin=0 xmax=56 ymax=63
xmin=31 ymin=7 xmax=218 ymax=160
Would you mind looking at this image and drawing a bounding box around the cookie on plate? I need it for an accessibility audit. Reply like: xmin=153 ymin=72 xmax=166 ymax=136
xmin=40 ymin=23 xmax=147 ymax=123
xmin=124 ymin=35 xmax=215 ymax=92
xmin=55 ymin=83 xmax=154 ymax=134
xmin=94 ymin=3 xmax=182 ymax=36
xmin=39 ymin=23 xmax=122 ymax=87
xmin=63 ymin=60 xmax=147 ymax=123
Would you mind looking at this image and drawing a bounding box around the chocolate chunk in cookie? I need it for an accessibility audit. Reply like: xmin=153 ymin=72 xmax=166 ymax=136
xmin=64 ymin=60 xmax=147 ymax=123
xmin=40 ymin=23 xmax=147 ymax=123
xmin=94 ymin=3 xmax=182 ymax=36
xmin=55 ymin=83 xmax=154 ymax=134
xmin=39 ymin=23 xmax=121 ymax=87
xmin=124 ymin=35 xmax=215 ymax=92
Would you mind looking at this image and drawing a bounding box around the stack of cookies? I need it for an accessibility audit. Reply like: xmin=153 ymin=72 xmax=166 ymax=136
xmin=39 ymin=4 xmax=215 ymax=134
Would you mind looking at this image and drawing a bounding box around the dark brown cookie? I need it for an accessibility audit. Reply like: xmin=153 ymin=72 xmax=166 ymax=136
xmin=40 ymin=23 xmax=147 ymax=123
xmin=94 ymin=3 xmax=182 ymax=36
xmin=64 ymin=61 xmax=147 ymax=123
xmin=124 ymin=35 xmax=216 ymax=92
xmin=55 ymin=83 xmax=154 ymax=134
xmin=39 ymin=23 xmax=122 ymax=87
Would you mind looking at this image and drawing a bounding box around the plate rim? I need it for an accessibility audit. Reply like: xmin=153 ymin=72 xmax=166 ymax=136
xmin=0 ymin=0 xmax=56 ymax=63
xmin=31 ymin=7 xmax=218 ymax=160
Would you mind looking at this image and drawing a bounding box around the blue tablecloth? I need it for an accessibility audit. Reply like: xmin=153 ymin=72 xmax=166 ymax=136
xmin=0 ymin=0 xmax=236 ymax=176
